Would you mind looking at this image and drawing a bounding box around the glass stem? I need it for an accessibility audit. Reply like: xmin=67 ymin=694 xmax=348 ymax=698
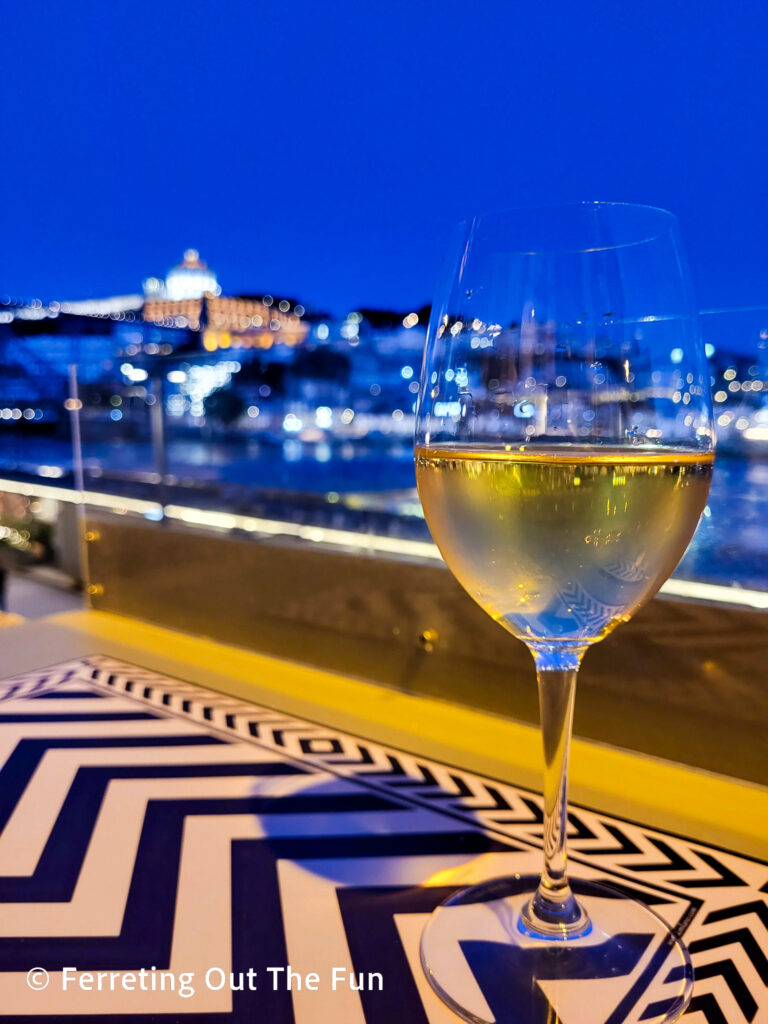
xmin=522 ymin=644 xmax=589 ymax=937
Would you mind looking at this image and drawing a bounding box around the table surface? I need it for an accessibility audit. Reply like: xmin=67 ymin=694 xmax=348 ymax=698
xmin=0 ymin=629 xmax=765 ymax=1022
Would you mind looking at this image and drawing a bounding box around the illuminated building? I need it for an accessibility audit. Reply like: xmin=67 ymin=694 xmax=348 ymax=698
xmin=140 ymin=251 xmax=308 ymax=352
xmin=142 ymin=294 xmax=308 ymax=351
xmin=142 ymin=297 xmax=203 ymax=332
xmin=144 ymin=249 xmax=221 ymax=302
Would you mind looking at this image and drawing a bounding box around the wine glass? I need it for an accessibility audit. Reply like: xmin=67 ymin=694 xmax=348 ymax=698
xmin=415 ymin=202 xmax=714 ymax=1023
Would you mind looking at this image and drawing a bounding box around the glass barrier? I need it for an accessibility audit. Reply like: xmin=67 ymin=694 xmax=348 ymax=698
xmin=0 ymin=303 xmax=767 ymax=606
xmin=75 ymin=319 xmax=433 ymax=558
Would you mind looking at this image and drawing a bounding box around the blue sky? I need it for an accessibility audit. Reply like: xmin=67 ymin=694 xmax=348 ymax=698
xmin=1 ymin=0 xmax=766 ymax=315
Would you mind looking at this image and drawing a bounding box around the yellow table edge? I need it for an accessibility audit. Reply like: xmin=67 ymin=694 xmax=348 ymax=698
xmin=3 ymin=609 xmax=766 ymax=860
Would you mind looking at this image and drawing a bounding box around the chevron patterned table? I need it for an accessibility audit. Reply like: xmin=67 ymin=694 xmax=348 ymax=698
xmin=0 ymin=654 xmax=764 ymax=1023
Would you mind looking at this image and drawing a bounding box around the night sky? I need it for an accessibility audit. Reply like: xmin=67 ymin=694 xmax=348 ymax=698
xmin=2 ymin=0 xmax=766 ymax=315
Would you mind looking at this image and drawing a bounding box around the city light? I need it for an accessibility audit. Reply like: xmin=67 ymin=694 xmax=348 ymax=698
xmin=283 ymin=413 xmax=303 ymax=432
xmin=315 ymin=406 xmax=333 ymax=428
xmin=434 ymin=401 xmax=462 ymax=417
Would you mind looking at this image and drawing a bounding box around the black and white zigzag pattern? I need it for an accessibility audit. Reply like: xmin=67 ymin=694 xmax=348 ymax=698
xmin=0 ymin=654 xmax=763 ymax=1023
xmin=0 ymin=660 xmax=92 ymax=702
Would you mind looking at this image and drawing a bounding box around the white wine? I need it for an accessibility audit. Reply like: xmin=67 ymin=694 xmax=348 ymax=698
xmin=416 ymin=444 xmax=714 ymax=644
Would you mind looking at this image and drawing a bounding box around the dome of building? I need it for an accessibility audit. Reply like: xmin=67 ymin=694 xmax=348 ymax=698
xmin=164 ymin=249 xmax=221 ymax=300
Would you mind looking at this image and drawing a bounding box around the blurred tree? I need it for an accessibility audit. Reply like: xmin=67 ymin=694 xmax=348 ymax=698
xmin=292 ymin=348 xmax=350 ymax=383
xmin=203 ymin=386 xmax=245 ymax=426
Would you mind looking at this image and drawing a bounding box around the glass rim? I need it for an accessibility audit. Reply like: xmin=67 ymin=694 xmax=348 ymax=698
xmin=457 ymin=200 xmax=679 ymax=256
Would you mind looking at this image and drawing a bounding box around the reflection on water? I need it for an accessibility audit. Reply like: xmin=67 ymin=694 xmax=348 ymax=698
xmin=0 ymin=438 xmax=765 ymax=591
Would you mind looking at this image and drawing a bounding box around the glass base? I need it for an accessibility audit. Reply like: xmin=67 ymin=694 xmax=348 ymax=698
xmin=420 ymin=875 xmax=693 ymax=1024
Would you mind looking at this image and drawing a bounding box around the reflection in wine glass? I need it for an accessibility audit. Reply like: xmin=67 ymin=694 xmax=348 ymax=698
xmin=415 ymin=203 xmax=714 ymax=1023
